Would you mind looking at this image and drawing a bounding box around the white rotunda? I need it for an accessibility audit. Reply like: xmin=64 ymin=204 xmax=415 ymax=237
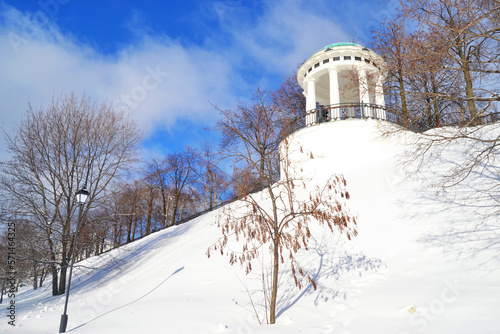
xmin=297 ymin=42 xmax=388 ymax=125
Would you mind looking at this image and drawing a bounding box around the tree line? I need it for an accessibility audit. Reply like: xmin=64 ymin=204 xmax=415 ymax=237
xmin=371 ymin=0 xmax=499 ymax=130
xmin=0 ymin=93 xmax=233 ymax=296
xmin=0 ymin=73 xmax=305 ymax=297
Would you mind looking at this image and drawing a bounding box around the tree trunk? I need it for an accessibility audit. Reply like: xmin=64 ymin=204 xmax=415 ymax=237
xmin=424 ymin=98 xmax=432 ymax=128
xmin=161 ymin=188 xmax=168 ymax=228
xmin=269 ymin=237 xmax=279 ymax=324
xmin=59 ymin=239 xmax=71 ymax=295
xmin=113 ymin=219 xmax=120 ymax=247
xmin=268 ymin=185 xmax=279 ymax=324
xmin=146 ymin=195 xmax=153 ymax=235
xmin=165 ymin=195 xmax=171 ymax=227
xmin=431 ymin=72 xmax=441 ymax=127
xmin=397 ymin=69 xmax=409 ymax=126
xmin=39 ymin=268 xmax=45 ymax=288
xmin=50 ymin=263 xmax=58 ymax=296
xmin=462 ymin=62 xmax=478 ymax=120
xmin=46 ymin=230 xmax=59 ymax=296
xmin=126 ymin=217 xmax=133 ymax=243
xmin=32 ymin=260 xmax=38 ymax=290
xmin=456 ymin=36 xmax=477 ymax=120
xmin=131 ymin=215 xmax=137 ymax=241
xmin=259 ymin=153 xmax=266 ymax=188
xmin=170 ymin=195 xmax=180 ymax=226
xmin=208 ymin=175 xmax=214 ymax=211
xmin=58 ymin=264 xmax=67 ymax=295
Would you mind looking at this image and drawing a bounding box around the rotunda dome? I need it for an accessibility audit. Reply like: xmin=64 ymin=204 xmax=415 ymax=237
xmin=296 ymin=42 xmax=388 ymax=125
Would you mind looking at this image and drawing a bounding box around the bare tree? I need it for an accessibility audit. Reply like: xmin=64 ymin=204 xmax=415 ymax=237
xmin=208 ymin=88 xmax=357 ymax=324
xmin=145 ymin=159 xmax=170 ymax=228
xmin=106 ymin=184 xmax=133 ymax=248
xmin=79 ymin=205 xmax=113 ymax=258
xmin=270 ymin=70 xmax=306 ymax=133
xmin=400 ymin=0 xmax=500 ymax=121
xmin=372 ymin=16 xmax=462 ymax=130
xmin=372 ymin=0 xmax=499 ymax=130
xmin=117 ymin=178 xmax=162 ymax=239
xmin=0 ymin=92 xmax=142 ymax=295
xmin=144 ymin=149 xmax=200 ymax=228
xmin=198 ymin=142 xmax=229 ymax=211
xmin=216 ymin=88 xmax=285 ymax=189
xmin=0 ymin=217 xmax=49 ymax=291
xmin=119 ymin=181 xmax=145 ymax=243
xmin=372 ymin=17 xmax=412 ymax=125
xmin=141 ymin=176 xmax=160 ymax=236
xmin=163 ymin=147 xmax=199 ymax=226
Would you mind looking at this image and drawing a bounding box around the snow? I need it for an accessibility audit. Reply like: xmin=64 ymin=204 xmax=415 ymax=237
xmin=3 ymin=119 xmax=500 ymax=333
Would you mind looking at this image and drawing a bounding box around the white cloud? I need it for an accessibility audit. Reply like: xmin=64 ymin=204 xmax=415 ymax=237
xmin=214 ymin=0 xmax=351 ymax=76
xmin=0 ymin=0 xmax=355 ymax=157
xmin=0 ymin=5 xmax=238 ymax=157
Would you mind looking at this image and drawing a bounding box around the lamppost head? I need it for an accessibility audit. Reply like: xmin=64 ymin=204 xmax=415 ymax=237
xmin=75 ymin=186 xmax=90 ymax=205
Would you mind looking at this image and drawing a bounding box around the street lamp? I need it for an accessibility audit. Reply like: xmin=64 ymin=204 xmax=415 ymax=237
xmin=59 ymin=186 xmax=89 ymax=333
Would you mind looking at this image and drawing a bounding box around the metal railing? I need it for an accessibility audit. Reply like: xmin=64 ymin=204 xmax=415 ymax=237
xmin=303 ymin=103 xmax=399 ymax=125
xmin=296 ymin=103 xmax=500 ymax=132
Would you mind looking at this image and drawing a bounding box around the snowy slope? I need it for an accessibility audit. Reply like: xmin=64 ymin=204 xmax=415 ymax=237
xmin=3 ymin=119 xmax=500 ymax=334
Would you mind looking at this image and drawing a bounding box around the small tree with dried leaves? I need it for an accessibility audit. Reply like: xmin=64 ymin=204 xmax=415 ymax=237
xmin=207 ymin=88 xmax=357 ymax=324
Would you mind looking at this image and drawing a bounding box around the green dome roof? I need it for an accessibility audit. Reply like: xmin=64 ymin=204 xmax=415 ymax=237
xmin=319 ymin=42 xmax=362 ymax=51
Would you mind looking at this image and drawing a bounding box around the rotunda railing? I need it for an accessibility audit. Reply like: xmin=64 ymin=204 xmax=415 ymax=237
xmin=303 ymin=102 xmax=399 ymax=125
xmin=289 ymin=103 xmax=500 ymax=133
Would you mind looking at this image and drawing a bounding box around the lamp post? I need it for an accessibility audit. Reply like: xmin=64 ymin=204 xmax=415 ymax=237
xmin=59 ymin=186 xmax=89 ymax=333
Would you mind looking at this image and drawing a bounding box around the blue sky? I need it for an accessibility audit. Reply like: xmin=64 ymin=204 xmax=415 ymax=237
xmin=0 ymin=0 xmax=397 ymax=160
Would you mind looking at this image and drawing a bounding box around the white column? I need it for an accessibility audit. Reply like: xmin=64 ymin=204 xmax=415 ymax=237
xmin=375 ymin=76 xmax=386 ymax=120
xmin=329 ymin=69 xmax=340 ymax=119
xmin=359 ymin=69 xmax=370 ymax=118
xmin=306 ymin=78 xmax=316 ymax=111
xmin=305 ymin=78 xmax=317 ymax=125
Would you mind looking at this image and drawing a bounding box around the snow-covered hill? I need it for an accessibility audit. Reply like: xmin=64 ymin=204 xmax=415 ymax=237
xmin=4 ymin=119 xmax=500 ymax=333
